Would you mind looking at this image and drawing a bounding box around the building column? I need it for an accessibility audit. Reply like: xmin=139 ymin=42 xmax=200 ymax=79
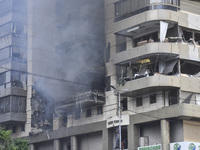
xmin=161 ymin=119 xmax=170 ymax=150
xmin=71 ymin=136 xmax=78 ymax=150
xmin=102 ymin=128 xmax=113 ymax=150
xmin=54 ymin=139 xmax=61 ymax=150
xmin=128 ymin=124 xmax=140 ymax=150
xmin=30 ymin=144 xmax=35 ymax=150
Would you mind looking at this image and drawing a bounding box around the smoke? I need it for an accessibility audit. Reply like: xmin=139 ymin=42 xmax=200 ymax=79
xmin=28 ymin=0 xmax=105 ymax=129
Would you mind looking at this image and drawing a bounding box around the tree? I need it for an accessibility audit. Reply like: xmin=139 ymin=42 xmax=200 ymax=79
xmin=0 ymin=127 xmax=28 ymax=150
xmin=0 ymin=127 xmax=16 ymax=150
xmin=14 ymin=138 xmax=29 ymax=150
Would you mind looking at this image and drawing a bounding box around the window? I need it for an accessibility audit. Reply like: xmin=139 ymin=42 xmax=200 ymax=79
xmin=116 ymin=35 xmax=126 ymax=53
xmin=86 ymin=108 xmax=91 ymax=117
xmin=169 ymin=90 xmax=178 ymax=105
xmin=121 ymin=98 xmax=127 ymax=111
xmin=136 ymin=97 xmax=142 ymax=107
xmin=12 ymin=126 xmax=16 ymax=133
xmin=150 ymin=94 xmax=156 ymax=104
xmin=115 ymin=2 xmax=120 ymax=16
xmin=97 ymin=106 xmax=103 ymax=115
xmin=21 ymin=124 xmax=25 ymax=132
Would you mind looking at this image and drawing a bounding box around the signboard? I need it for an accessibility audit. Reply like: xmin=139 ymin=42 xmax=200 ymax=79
xmin=138 ymin=144 xmax=161 ymax=150
xmin=170 ymin=142 xmax=200 ymax=150
xmin=106 ymin=115 xmax=129 ymax=128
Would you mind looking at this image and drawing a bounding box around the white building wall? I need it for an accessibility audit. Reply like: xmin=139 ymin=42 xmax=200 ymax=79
xmin=78 ymin=132 xmax=102 ymax=150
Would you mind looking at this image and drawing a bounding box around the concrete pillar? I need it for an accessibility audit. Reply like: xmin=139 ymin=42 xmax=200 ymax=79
xmin=71 ymin=136 xmax=78 ymax=150
xmin=54 ymin=139 xmax=61 ymax=150
xmin=30 ymin=144 xmax=35 ymax=150
xmin=102 ymin=129 xmax=113 ymax=150
xmin=161 ymin=119 xmax=170 ymax=150
xmin=128 ymin=124 xmax=140 ymax=150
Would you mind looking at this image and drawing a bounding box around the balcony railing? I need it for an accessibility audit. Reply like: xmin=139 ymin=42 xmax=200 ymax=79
xmin=115 ymin=0 xmax=180 ymax=22
xmin=56 ymin=91 xmax=105 ymax=113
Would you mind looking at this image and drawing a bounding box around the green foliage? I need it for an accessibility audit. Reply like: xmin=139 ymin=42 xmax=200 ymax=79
xmin=14 ymin=138 xmax=29 ymax=150
xmin=0 ymin=127 xmax=28 ymax=150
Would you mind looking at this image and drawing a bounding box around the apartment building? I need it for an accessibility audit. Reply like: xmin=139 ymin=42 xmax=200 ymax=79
xmin=0 ymin=0 xmax=28 ymax=136
xmin=0 ymin=0 xmax=105 ymax=143
xmin=7 ymin=0 xmax=200 ymax=150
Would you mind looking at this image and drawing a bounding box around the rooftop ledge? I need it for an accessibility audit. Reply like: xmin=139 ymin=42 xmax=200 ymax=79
xmin=114 ymin=43 xmax=200 ymax=65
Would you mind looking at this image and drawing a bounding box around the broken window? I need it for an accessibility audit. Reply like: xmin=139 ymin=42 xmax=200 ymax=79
xmin=181 ymin=27 xmax=200 ymax=45
xmin=150 ymin=94 xmax=156 ymax=104
xmin=159 ymin=59 xmax=178 ymax=75
xmin=12 ymin=22 xmax=27 ymax=38
xmin=105 ymin=76 xmax=111 ymax=91
xmin=136 ymin=97 xmax=142 ymax=107
xmin=169 ymin=90 xmax=178 ymax=105
xmin=181 ymin=60 xmax=200 ymax=76
xmin=97 ymin=106 xmax=103 ymax=115
xmin=116 ymin=35 xmax=126 ymax=53
xmin=11 ymin=71 xmax=27 ymax=89
xmin=195 ymin=32 xmax=200 ymax=45
xmin=121 ymin=98 xmax=128 ymax=111
xmin=86 ymin=108 xmax=91 ymax=117
xmin=133 ymin=31 xmax=158 ymax=48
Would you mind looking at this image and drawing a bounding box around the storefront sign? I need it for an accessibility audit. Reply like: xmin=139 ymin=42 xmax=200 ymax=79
xmin=107 ymin=115 xmax=129 ymax=128
xmin=138 ymin=144 xmax=161 ymax=150
xmin=170 ymin=142 xmax=200 ymax=150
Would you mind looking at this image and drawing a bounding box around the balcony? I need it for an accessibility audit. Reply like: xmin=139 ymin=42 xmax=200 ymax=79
xmin=118 ymin=75 xmax=180 ymax=97
xmin=0 ymin=95 xmax=26 ymax=124
xmin=0 ymin=112 xmax=26 ymax=124
xmin=118 ymin=74 xmax=200 ymax=97
xmin=56 ymin=91 xmax=105 ymax=113
xmin=114 ymin=0 xmax=179 ymax=22
xmin=114 ymin=43 xmax=200 ymax=65
xmin=132 ymin=103 xmax=200 ymax=124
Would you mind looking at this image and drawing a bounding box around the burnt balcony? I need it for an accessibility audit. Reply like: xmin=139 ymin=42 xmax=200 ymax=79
xmin=56 ymin=91 xmax=105 ymax=113
xmin=0 ymin=95 xmax=26 ymax=124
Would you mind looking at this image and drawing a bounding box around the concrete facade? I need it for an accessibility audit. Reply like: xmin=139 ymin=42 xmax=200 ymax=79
xmin=0 ymin=0 xmax=200 ymax=150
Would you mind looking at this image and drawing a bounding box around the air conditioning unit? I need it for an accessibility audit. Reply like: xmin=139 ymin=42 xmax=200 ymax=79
xmin=140 ymin=136 xmax=149 ymax=147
